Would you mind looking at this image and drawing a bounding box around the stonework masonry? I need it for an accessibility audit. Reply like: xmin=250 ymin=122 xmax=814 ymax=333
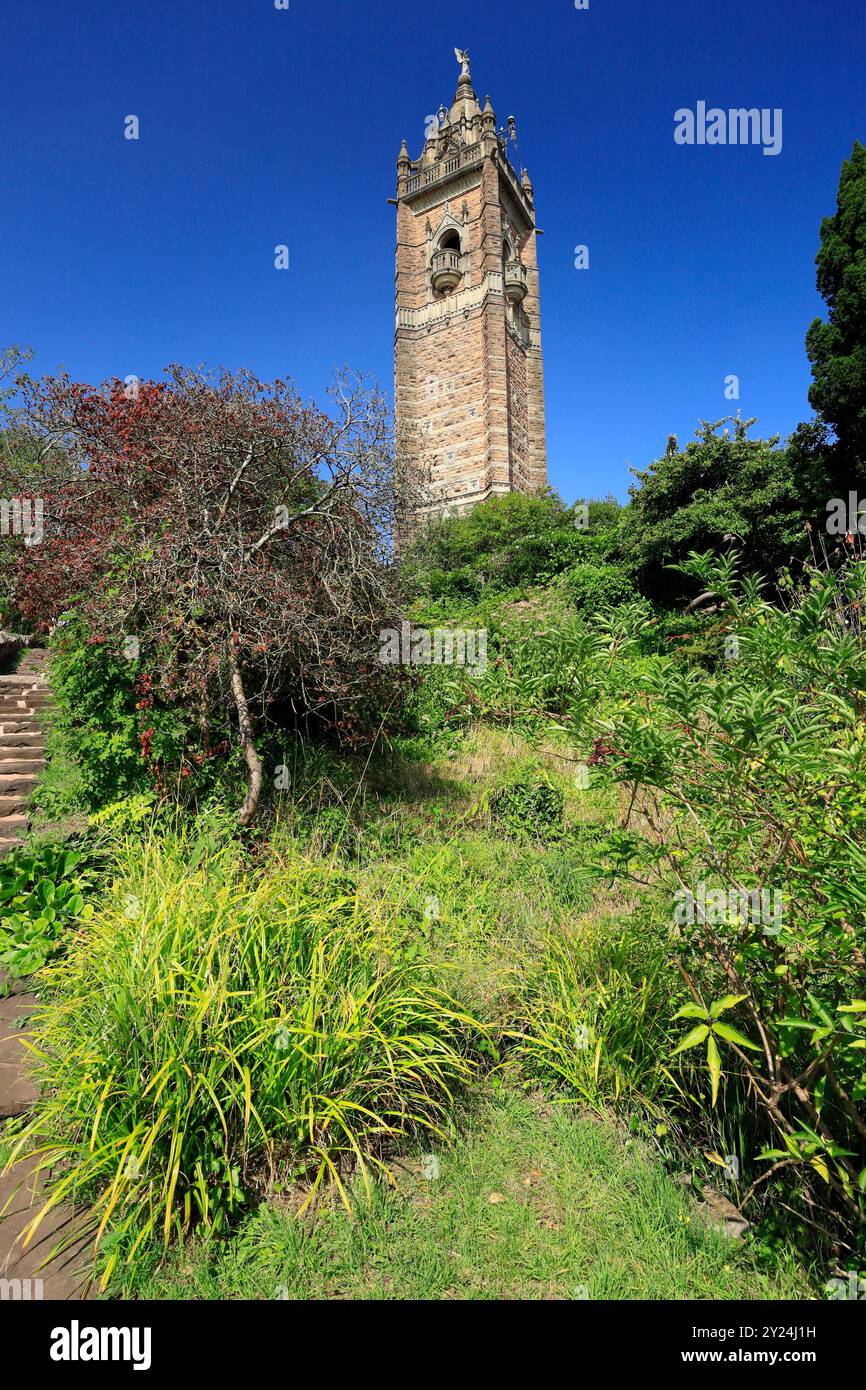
xmin=393 ymin=50 xmax=547 ymax=522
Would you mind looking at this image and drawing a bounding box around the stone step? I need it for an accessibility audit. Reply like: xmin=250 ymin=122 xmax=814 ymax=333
xmin=0 ymin=772 xmax=39 ymax=796
xmin=0 ymin=975 xmax=39 ymax=1114
xmin=0 ymin=656 xmax=44 ymax=852
xmin=0 ymin=757 xmax=45 ymax=774
xmin=0 ymin=965 xmax=93 ymax=1295
xmin=0 ymin=1064 xmax=37 ymax=1119
xmin=0 ymin=818 xmax=28 ymax=841
xmin=0 ymin=681 xmax=46 ymax=695
xmin=0 ymin=673 xmax=47 ymax=686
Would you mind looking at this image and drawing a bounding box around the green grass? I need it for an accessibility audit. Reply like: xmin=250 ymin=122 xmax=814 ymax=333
xmin=26 ymin=714 xmax=87 ymax=838
xmin=121 ymin=1091 xmax=808 ymax=1301
xmin=7 ymin=727 xmax=820 ymax=1297
xmin=276 ymin=729 xmax=623 ymax=1029
xmin=5 ymin=825 xmax=485 ymax=1288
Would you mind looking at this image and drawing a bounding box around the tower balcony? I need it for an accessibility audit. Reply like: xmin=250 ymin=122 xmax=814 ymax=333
xmin=430 ymin=248 xmax=463 ymax=295
xmin=504 ymin=260 xmax=528 ymax=304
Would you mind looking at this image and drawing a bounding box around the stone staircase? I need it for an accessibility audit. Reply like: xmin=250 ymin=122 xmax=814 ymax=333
xmin=0 ymin=647 xmax=91 ymax=1294
xmin=0 ymin=649 xmax=49 ymax=853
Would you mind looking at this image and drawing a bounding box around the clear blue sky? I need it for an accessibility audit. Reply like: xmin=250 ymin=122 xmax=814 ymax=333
xmin=4 ymin=0 xmax=864 ymax=503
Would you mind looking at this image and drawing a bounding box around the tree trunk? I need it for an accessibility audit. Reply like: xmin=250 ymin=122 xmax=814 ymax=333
xmin=229 ymin=649 xmax=263 ymax=825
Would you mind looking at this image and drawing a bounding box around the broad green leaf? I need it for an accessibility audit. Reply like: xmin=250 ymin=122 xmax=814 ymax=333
xmin=671 ymin=1024 xmax=709 ymax=1055
xmin=709 ymin=994 xmax=748 ymax=1018
xmin=673 ymin=1003 xmax=708 ymax=1021
xmin=707 ymin=1034 xmax=722 ymax=1107
xmin=713 ymin=1021 xmax=761 ymax=1051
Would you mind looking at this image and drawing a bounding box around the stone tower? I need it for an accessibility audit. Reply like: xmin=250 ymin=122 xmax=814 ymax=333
xmin=393 ymin=49 xmax=547 ymax=522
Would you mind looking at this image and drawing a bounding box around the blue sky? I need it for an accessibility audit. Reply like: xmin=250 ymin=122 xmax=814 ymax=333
xmin=4 ymin=0 xmax=864 ymax=503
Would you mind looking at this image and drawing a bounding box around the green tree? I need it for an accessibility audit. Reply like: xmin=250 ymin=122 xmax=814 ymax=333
xmin=621 ymin=417 xmax=807 ymax=602
xmin=806 ymin=141 xmax=866 ymax=469
xmin=403 ymin=489 xmax=626 ymax=601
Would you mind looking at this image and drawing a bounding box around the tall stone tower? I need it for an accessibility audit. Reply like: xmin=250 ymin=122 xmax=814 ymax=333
xmin=393 ymin=49 xmax=547 ymax=522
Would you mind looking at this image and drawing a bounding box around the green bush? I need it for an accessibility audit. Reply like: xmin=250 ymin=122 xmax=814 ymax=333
xmin=7 ymin=826 xmax=484 ymax=1286
xmin=619 ymin=417 xmax=819 ymax=604
xmin=48 ymin=622 xmax=170 ymax=806
xmin=403 ymin=490 xmax=625 ymax=599
xmin=48 ymin=619 xmax=244 ymax=812
xmin=491 ymin=775 xmax=564 ymax=842
xmin=557 ymin=560 xmax=637 ymax=615
xmin=599 ymin=552 xmax=866 ymax=1243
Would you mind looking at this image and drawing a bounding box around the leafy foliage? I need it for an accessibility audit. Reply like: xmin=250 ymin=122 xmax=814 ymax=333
xmin=46 ymin=618 xmax=244 ymax=811
xmin=0 ymin=842 xmax=94 ymax=977
xmin=806 ymin=141 xmax=866 ymax=470
xmin=620 ymin=417 xmax=812 ymax=602
xmin=599 ymin=551 xmax=866 ymax=1238
xmin=490 ymin=774 xmax=564 ymax=842
xmin=403 ymin=491 xmax=625 ymax=600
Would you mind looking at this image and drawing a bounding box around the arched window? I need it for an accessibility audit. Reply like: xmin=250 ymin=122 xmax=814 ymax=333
xmin=439 ymin=229 xmax=461 ymax=253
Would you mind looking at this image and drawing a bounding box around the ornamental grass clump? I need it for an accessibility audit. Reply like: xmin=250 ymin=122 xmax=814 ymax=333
xmin=5 ymin=826 xmax=482 ymax=1285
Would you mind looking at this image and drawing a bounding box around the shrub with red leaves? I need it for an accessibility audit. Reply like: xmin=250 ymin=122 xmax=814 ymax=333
xmin=7 ymin=365 xmax=417 ymax=821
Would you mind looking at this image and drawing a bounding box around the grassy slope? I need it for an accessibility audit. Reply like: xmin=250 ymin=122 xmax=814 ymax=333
xmin=5 ymin=634 xmax=815 ymax=1299
xmin=127 ymin=1091 xmax=805 ymax=1301
xmin=105 ymin=727 xmax=809 ymax=1300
